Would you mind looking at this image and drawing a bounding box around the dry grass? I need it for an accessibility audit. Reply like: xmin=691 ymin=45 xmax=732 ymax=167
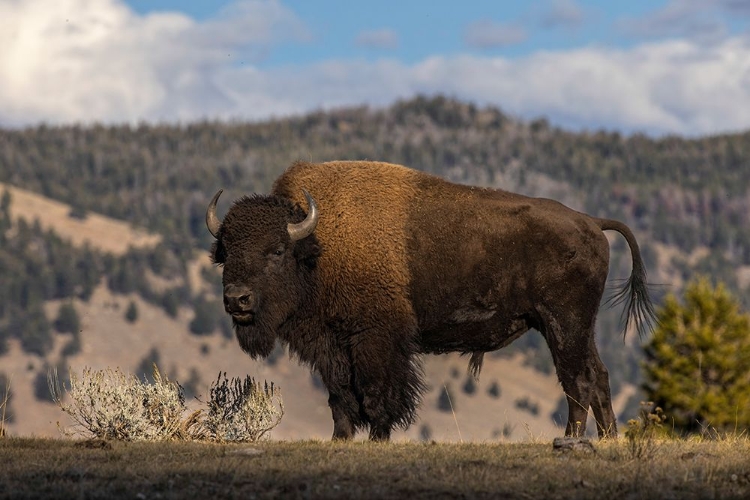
xmin=0 ymin=437 xmax=748 ymax=499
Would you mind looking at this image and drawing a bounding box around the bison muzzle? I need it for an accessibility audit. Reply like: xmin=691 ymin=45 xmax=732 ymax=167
xmin=206 ymin=160 xmax=657 ymax=441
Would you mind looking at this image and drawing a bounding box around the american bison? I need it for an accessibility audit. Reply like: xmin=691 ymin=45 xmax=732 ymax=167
xmin=206 ymin=160 xmax=656 ymax=441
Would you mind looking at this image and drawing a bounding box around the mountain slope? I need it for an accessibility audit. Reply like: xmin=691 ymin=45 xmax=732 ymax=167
xmin=1 ymin=182 xmax=160 ymax=255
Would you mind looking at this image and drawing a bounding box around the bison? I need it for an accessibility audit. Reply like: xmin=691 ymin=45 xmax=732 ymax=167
xmin=206 ymin=160 xmax=656 ymax=441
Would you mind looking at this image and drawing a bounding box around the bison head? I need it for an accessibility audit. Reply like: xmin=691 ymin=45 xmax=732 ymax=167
xmin=206 ymin=189 xmax=321 ymax=358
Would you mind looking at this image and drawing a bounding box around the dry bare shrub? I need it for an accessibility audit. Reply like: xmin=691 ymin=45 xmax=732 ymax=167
xmin=0 ymin=376 xmax=10 ymax=438
xmin=49 ymin=365 xmax=282 ymax=443
xmin=200 ymin=372 xmax=284 ymax=442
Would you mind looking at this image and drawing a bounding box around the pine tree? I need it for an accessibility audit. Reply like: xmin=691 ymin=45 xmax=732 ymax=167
xmin=189 ymin=295 xmax=217 ymax=336
xmin=33 ymin=365 xmax=55 ymax=403
xmin=419 ymin=424 xmax=433 ymax=441
xmin=20 ymin=306 xmax=53 ymax=356
xmin=161 ymin=292 xmax=180 ymax=318
xmin=550 ymin=395 xmax=568 ymax=427
xmin=0 ymin=189 xmax=10 ymax=214
xmin=0 ymin=189 xmax=11 ymax=241
xmin=437 ymin=384 xmax=456 ymax=413
xmin=643 ymin=277 xmax=750 ymax=433
xmin=487 ymin=380 xmax=501 ymax=399
xmin=54 ymin=302 xmax=80 ymax=334
xmin=124 ymin=301 xmax=138 ymax=323
xmin=61 ymin=331 xmax=82 ymax=357
xmin=462 ymin=375 xmax=476 ymax=396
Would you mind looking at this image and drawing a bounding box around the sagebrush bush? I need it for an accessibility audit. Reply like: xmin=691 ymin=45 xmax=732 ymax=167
xmin=49 ymin=365 xmax=193 ymax=441
xmin=49 ymin=365 xmax=282 ymax=442
xmin=201 ymin=372 xmax=284 ymax=442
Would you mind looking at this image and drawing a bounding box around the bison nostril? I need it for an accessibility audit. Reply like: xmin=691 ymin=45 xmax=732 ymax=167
xmin=223 ymin=286 xmax=254 ymax=313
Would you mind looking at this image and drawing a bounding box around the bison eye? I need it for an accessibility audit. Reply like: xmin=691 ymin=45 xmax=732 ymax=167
xmin=271 ymin=244 xmax=285 ymax=256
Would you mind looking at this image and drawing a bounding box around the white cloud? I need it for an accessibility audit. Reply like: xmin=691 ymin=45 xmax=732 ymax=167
xmin=436 ymin=38 xmax=750 ymax=136
xmin=464 ymin=21 xmax=527 ymax=49
xmin=0 ymin=0 xmax=308 ymax=126
xmin=2 ymin=0 xmax=750 ymax=136
xmin=213 ymin=37 xmax=750 ymax=136
xmin=355 ymin=29 xmax=399 ymax=50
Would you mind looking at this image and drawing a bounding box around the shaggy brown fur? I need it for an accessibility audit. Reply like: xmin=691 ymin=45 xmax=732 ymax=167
xmin=209 ymin=160 xmax=656 ymax=441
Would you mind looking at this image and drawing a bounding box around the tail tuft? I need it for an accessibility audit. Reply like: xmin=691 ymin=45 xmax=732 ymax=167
xmin=596 ymin=218 xmax=658 ymax=339
xmin=604 ymin=263 xmax=657 ymax=339
xmin=467 ymin=352 xmax=484 ymax=380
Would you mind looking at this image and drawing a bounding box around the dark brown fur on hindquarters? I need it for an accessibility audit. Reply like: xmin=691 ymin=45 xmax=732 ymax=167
xmin=206 ymin=160 xmax=657 ymax=441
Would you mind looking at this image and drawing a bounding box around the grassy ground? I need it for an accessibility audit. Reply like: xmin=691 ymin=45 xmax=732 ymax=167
xmin=1 ymin=437 xmax=749 ymax=499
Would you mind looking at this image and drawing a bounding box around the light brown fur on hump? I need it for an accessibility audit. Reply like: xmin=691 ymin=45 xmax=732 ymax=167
xmin=273 ymin=161 xmax=421 ymax=319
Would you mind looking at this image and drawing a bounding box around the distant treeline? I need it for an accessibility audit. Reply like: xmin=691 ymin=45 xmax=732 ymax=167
xmin=1 ymin=95 xmax=749 ymax=390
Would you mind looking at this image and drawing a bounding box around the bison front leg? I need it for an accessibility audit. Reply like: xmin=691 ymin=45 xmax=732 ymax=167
xmin=328 ymin=392 xmax=357 ymax=440
xmin=350 ymin=324 xmax=425 ymax=442
xmin=318 ymin=363 xmax=363 ymax=441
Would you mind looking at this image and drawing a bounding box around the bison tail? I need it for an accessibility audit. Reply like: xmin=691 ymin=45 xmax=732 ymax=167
xmin=467 ymin=352 xmax=484 ymax=380
xmin=596 ymin=218 xmax=658 ymax=339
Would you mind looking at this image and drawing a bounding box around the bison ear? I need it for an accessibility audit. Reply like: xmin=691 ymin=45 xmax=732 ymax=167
xmin=210 ymin=239 xmax=226 ymax=265
xmin=293 ymin=235 xmax=321 ymax=269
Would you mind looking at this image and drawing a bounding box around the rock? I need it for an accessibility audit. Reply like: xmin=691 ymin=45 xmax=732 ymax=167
xmin=552 ymin=437 xmax=596 ymax=454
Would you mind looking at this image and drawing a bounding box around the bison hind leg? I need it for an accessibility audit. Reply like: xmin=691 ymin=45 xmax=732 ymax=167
xmin=536 ymin=305 xmax=617 ymax=439
xmin=589 ymin=352 xmax=617 ymax=438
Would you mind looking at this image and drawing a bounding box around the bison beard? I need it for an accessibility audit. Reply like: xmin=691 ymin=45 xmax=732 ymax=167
xmin=234 ymin=321 xmax=276 ymax=359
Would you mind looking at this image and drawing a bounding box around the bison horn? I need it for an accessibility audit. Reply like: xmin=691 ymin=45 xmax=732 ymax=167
xmin=206 ymin=189 xmax=223 ymax=238
xmin=287 ymin=190 xmax=319 ymax=241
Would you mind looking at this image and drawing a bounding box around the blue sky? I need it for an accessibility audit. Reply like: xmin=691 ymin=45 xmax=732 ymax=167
xmin=121 ymin=1 xmax=731 ymax=63
xmin=2 ymin=0 xmax=750 ymax=135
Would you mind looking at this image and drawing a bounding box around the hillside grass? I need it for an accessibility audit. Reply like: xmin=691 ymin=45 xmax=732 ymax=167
xmin=1 ymin=437 xmax=749 ymax=499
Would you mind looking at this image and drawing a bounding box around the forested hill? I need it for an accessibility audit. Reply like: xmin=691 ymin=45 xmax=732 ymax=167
xmin=2 ymin=95 xmax=749 ymax=273
xmin=1 ymin=95 xmax=749 ymax=394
